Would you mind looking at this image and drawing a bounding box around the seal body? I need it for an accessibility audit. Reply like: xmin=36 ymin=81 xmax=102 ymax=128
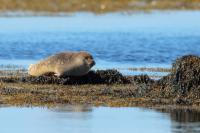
xmin=28 ymin=51 xmax=95 ymax=77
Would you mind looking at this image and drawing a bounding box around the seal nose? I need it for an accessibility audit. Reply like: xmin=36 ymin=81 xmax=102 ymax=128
xmin=91 ymin=60 xmax=96 ymax=67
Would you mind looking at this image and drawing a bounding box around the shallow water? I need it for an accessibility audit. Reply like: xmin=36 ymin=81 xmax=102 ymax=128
xmin=0 ymin=106 xmax=200 ymax=133
xmin=0 ymin=11 xmax=200 ymax=76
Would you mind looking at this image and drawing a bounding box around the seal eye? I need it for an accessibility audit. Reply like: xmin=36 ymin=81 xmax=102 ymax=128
xmin=85 ymin=56 xmax=92 ymax=60
xmin=88 ymin=56 xmax=93 ymax=60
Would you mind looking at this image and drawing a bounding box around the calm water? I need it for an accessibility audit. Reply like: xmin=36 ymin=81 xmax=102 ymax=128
xmin=0 ymin=11 xmax=200 ymax=132
xmin=0 ymin=106 xmax=200 ymax=133
xmin=0 ymin=11 xmax=200 ymax=76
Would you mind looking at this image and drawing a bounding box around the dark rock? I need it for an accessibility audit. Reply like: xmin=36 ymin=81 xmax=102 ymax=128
xmin=173 ymin=97 xmax=191 ymax=105
xmin=128 ymin=74 xmax=154 ymax=84
xmin=61 ymin=69 xmax=130 ymax=84
xmin=0 ymin=70 xmax=131 ymax=85
xmin=127 ymin=75 xmax=154 ymax=97
xmin=19 ymin=75 xmax=64 ymax=84
xmin=0 ymin=77 xmax=18 ymax=83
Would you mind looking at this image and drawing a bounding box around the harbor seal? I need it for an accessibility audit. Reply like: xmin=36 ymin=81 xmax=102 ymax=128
xmin=28 ymin=51 xmax=95 ymax=77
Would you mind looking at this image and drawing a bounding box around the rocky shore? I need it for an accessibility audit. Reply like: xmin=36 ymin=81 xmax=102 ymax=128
xmin=0 ymin=55 xmax=200 ymax=107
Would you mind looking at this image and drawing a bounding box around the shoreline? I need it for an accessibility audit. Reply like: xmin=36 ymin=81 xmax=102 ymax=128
xmin=0 ymin=10 xmax=200 ymax=17
xmin=0 ymin=54 xmax=200 ymax=108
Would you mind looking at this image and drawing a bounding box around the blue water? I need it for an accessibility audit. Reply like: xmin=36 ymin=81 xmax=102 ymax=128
xmin=0 ymin=11 xmax=200 ymax=73
xmin=0 ymin=11 xmax=200 ymax=133
xmin=0 ymin=106 xmax=200 ymax=133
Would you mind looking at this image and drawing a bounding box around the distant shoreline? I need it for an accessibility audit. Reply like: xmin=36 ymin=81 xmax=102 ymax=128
xmin=0 ymin=10 xmax=200 ymax=17
xmin=0 ymin=0 xmax=200 ymax=15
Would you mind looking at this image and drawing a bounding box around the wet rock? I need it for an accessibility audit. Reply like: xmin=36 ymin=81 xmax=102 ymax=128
xmin=128 ymin=74 xmax=154 ymax=84
xmin=0 ymin=77 xmax=18 ymax=83
xmin=0 ymin=69 xmax=156 ymax=86
xmin=158 ymin=55 xmax=200 ymax=96
xmin=19 ymin=75 xmax=65 ymax=84
xmin=127 ymin=75 xmax=154 ymax=97
xmin=173 ymin=97 xmax=192 ymax=105
xmin=60 ymin=70 xmax=130 ymax=84
xmin=0 ymin=70 xmax=130 ymax=85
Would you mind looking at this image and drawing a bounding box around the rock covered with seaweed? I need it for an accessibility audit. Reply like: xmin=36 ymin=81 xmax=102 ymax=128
xmin=0 ymin=69 xmax=153 ymax=85
xmin=1 ymin=55 xmax=200 ymax=106
xmin=150 ymin=55 xmax=200 ymax=105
